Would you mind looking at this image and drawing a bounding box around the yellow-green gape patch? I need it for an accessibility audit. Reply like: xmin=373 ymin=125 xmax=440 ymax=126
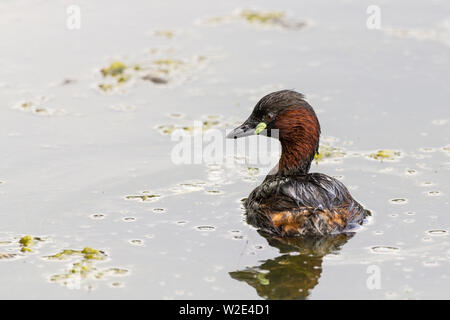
xmin=255 ymin=122 xmax=267 ymax=134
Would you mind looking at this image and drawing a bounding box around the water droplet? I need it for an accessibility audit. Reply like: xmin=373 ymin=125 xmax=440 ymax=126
xmin=390 ymin=198 xmax=407 ymax=204
xmin=206 ymin=190 xmax=222 ymax=195
xmin=196 ymin=226 xmax=215 ymax=231
xmin=426 ymin=229 xmax=447 ymax=236
xmin=371 ymin=246 xmax=399 ymax=253
xmin=110 ymin=282 xmax=123 ymax=288
xmin=129 ymin=239 xmax=144 ymax=246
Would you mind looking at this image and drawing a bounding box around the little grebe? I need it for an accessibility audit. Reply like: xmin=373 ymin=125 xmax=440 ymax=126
xmin=228 ymin=90 xmax=369 ymax=237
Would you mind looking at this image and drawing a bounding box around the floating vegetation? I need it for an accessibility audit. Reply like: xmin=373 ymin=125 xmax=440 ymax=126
xmin=97 ymin=52 xmax=207 ymax=93
xmin=47 ymin=247 xmax=106 ymax=261
xmin=201 ymin=8 xmax=307 ymax=30
xmin=171 ymin=181 xmax=206 ymax=194
xmin=441 ymin=146 xmax=450 ymax=155
xmin=18 ymin=235 xmax=43 ymax=253
xmin=101 ymin=61 xmax=127 ymax=77
xmin=98 ymin=61 xmax=130 ymax=93
xmin=13 ymin=99 xmax=65 ymax=116
xmin=125 ymin=194 xmax=160 ymax=202
xmin=155 ymin=115 xmax=231 ymax=136
xmin=98 ymin=83 xmax=114 ymax=92
xmin=47 ymin=247 xmax=128 ymax=289
xmin=368 ymin=150 xmax=401 ymax=161
xmin=240 ymin=10 xmax=284 ymax=25
xmin=314 ymin=144 xmax=346 ymax=163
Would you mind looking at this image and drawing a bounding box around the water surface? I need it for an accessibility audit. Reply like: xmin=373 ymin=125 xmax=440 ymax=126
xmin=0 ymin=0 xmax=449 ymax=299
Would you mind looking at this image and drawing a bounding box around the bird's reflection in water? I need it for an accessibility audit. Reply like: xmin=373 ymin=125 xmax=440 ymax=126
xmin=229 ymin=231 xmax=353 ymax=299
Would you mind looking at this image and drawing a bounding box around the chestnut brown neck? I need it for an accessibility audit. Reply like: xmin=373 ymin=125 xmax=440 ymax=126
xmin=274 ymin=108 xmax=320 ymax=176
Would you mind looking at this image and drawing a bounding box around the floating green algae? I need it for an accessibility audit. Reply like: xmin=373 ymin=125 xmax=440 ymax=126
xmin=101 ymin=61 xmax=127 ymax=77
xmin=97 ymin=61 xmax=132 ymax=93
xmin=203 ymin=9 xmax=307 ymax=30
xmin=18 ymin=235 xmax=43 ymax=253
xmin=125 ymin=194 xmax=160 ymax=202
xmin=153 ymin=58 xmax=183 ymax=67
xmin=98 ymin=83 xmax=114 ymax=92
xmin=47 ymin=247 xmax=106 ymax=261
xmin=155 ymin=116 xmax=224 ymax=136
xmin=95 ymin=267 xmax=129 ymax=279
xmin=97 ymin=51 xmax=207 ymax=93
xmin=13 ymin=99 xmax=64 ymax=117
xmin=314 ymin=144 xmax=346 ymax=163
xmin=368 ymin=150 xmax=401 ymax=161
xmin=46 ymin=246 xmax=128 ymax=289
xmin=240 ymin=9 xmax=284 ymax=25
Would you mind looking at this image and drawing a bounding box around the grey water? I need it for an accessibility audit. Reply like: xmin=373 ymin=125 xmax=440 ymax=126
xmin=0 ymin=0 xmax=449 ymax=299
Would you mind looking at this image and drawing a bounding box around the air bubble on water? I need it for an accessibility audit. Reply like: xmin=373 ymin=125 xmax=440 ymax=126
xmin=426 ymin=229 xmax=447 ymax=236
xmin=390 ymin=198 xmax=407 ymax=204
xmin=196 ymin=225 xmax=215 ymax=231
xmin=371 ymin=246 xmax=400 ymax=254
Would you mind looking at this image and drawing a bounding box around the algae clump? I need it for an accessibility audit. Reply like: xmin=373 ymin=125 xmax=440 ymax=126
xmin=240 ymin=10 xmax=284 ymax=25
xmin=101 ymin=61 xmax=127 ymax=77
xmin=126 ymin=194 xmax=160 ymax=202
xmin=314 ymin=145 xmax=346 ymax=163
xmin=19 ymin=235 xmax=40 ymax=253
xmin=368 ymin=150 xmax=401 ymax=161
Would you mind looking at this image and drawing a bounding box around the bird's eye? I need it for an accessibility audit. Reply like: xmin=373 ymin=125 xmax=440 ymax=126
xmin=265 ymin=114 xmax=274 ymax=122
